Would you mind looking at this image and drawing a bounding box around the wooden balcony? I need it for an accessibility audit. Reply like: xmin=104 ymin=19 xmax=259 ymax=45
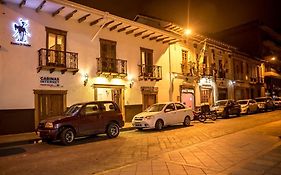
xmin=37 ymin=48 xmax=79 ymax=74
xmin=96 ymin=57 xmax=127 ymax=77
xmin=138 ymin=64 xmax=162 ymax=81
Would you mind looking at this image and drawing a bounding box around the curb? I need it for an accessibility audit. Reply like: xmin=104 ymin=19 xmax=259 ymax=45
xmin=0 ymin=126 xmax=136 ymax=148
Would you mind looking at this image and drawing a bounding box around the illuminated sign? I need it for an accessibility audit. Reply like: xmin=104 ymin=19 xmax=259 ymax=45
xmin=11 ymin=18 xmax=31 ymax=46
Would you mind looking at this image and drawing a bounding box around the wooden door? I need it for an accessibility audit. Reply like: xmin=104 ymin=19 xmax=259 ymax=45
xmin=143 ymin=94 xmax=156 ymax=110
xmin=38 ymin=94 xmax=64 ymax=121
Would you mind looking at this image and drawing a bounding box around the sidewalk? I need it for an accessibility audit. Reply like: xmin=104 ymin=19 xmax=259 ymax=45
xmin=0 ymin=122 xmax=134 ymax=147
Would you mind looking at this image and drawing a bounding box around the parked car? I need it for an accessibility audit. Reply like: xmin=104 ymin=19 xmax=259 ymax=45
xmin=132 ymin=102 xmax=194 ymax=130
xmin=36 ymin=101 xmax=124 ymax=145
xmin=255 ymin=97 xmax=275 ymax=111
xmin=273 ymin=97 xmax=281 ymax=109
xmin=237 ymin=99 xmax=259 ymax=114
xmin=212 ymin=99 xmax=241 ymax=118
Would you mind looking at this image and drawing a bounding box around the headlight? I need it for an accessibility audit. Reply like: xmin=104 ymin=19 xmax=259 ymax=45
xmin=45 ymin=122 xmax=54 ymax=129
xmin=144 ymin=115 xmax=154 ymax=119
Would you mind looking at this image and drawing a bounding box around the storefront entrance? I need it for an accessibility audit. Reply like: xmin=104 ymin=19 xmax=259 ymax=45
xmin=93 ymin=84 xmax=125 ymax=114
xmin=180 ymin=88 xmax=195 ymax=110
xmin=200 ymin=87 xmax=213 ymax=105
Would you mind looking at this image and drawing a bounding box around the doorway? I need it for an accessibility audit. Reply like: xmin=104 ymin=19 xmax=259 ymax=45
xmin=93 ymin=85 xmax=125 ymax=115
xmin=181 ymin=92 xmax=194 ymax=109
xmin=143 ymin=94 xmax=157 ymax=110
xmin=34 ymin=90 xmax=67 ymax=127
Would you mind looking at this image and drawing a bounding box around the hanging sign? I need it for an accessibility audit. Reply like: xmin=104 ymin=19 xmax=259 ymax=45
xmin=11 ymin=18 xmax=31 ymax=47
xmin=40 ymin=77 xmax=60 ymax=87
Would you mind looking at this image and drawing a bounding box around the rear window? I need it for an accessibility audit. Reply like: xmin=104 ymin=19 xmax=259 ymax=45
xmin=238 ymin=100 xmax=248 ymax=105
xmin=101 ymin=102 xmax=117 ymax=112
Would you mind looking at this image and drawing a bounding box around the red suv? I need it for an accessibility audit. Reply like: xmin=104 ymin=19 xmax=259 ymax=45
xmin=37 ymin=101 xmax=124 ymax=145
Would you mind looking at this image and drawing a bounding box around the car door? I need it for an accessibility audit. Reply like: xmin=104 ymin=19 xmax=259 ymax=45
xmin=175 ymin=103 xmax=186 ymax=122
xmin=163 ymin=103 xmax=176 ymax=125
xmin=79 ymin=103 xmax=101 ymax=135
xmin=98 ymin=102 xmax=119 ymax=132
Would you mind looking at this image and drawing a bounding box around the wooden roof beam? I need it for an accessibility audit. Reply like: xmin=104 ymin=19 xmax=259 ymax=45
xmin=150 ymin=35 xmax=163 ymax=40
xmin=19 ymin=0 xmax=26 ymax=8
xmin=36 ymin=0 xmax=46 ymax=12
xmin=52 ymin=6 xmax=65 ymax=17
xmin=163 ymin=39 xmax=177 ymax=44
xmin=78 ymin=14 xmax=91 ymax=23
xmin=118 ymin=25 xmax=131 ymax=32
xmin=126 ymin=28 xmax=138 ymax=35
xmin=103 ymin=20 xmax=114 ymax=28
xmin=164 ymin=24 xmax=173 ymax=28
xmin=110 ymin=23 xmax=122 ymax=31
xmin=156 ymin=36 xmax=169 ymax=42
xmin=142 ymin=32 xmax=155 ymax=39
xmin=134 ymin=30 xmax=147 ymax=37
xmin=89 ymin=17 xmax=103 ymax=26
xmin=65 ymin=10 xmax=77 ymax=20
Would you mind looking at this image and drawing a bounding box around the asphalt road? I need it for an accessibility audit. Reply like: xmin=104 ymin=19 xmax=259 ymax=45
xmin=0 ymin=111 xmax=281 ymax=175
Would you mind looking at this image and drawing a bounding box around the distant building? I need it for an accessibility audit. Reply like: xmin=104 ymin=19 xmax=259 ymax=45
xmin=211 ymin=20 xmax=281 ymax=97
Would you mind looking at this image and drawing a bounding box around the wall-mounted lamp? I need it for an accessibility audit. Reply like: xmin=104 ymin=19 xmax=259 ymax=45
xmin=83 ymin=73 xmax=88 ymax=86
xmin=129 ymin=80 xmax=134 ymax=88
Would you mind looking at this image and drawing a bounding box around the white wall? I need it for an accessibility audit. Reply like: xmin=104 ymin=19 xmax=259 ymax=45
xmin=0 ymin=3 xmax=171 ymax=109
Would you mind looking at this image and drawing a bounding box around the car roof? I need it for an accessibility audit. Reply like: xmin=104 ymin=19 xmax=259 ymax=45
xmin=72 ymin=101 xmax=116 ymax=105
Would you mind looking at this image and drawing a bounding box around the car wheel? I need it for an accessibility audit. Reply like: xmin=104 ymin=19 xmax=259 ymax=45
xmin=60 ymin=128 xmax=75 ymax=145
xmin=247 ymin=108 xmax=250 ymax=115
xmin=106 ymin=123 xmax=120 ymax=138
xmin=183 ymin=116 xmax=191 ymax=126
xmin=155 ymin=120 xmax=164 ymax=130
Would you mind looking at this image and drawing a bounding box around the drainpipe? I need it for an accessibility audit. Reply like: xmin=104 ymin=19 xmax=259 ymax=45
xmin=169 ymin=44 xmax=172 ymax=101
xmin=91 ymin=12 xmax=109 ymax=42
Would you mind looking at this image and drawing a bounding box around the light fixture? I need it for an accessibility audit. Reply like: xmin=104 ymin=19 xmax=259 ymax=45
xmin=271 ymin=57 xmax=276 ymax=61
xmin=184 ymin=29 xmax=192 ymax=36
xmin=129 ymin=80 xmax=134 ymax=88
xmin=83 ymin=73 xmax=88 ymax=86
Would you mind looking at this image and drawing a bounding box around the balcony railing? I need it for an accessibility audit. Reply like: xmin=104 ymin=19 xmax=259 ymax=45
xmin=138 ymin=64 xmax=162 ymax=81
xmin=96 ymin=57 xmax=127 ymax=77
xmin=181 ymin=63 xmax=214 ymax=77
xmin=37 ymin=48 xmax=78 ymax=74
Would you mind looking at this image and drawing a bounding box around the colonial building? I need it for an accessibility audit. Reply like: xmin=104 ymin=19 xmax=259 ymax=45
xmin=0 ymin=0 xmax=265 ymax=134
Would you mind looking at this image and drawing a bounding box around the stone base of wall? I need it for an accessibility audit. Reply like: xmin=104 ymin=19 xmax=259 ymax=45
xmin=124 ymin=104 xmax=143 ymax=122
xmin=0 ymin=109 xmax=35 ymax=135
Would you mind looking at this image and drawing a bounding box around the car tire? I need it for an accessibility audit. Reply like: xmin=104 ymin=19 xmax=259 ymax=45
xmin=183 ymin=116 xmax=191 ymax=126
xmin=155 ymin=120 xmax=164 ymax=130
xmin=106 ymin=123 xmax=120 ymax=138
xmin=60 ymin=128 xmax=75 ymax=145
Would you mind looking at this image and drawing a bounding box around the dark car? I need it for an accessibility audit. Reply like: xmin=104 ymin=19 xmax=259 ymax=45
xmin=37 ymin=101 xmax=124 ymax=145
xmin=212 ymin=99 xmax=241 ymax=118
xmin=273 ymin=97 xmax=281 ymax=109
xmin=255 ymin=97 xmax=275 ymax=111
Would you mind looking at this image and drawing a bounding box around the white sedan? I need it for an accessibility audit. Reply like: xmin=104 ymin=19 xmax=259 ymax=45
xmin=132 ymin=102 xmax=194 ymax=130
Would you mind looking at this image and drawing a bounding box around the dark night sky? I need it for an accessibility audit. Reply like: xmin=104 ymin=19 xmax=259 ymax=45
xmin=70 ymin=0 xmax=281 ymax=34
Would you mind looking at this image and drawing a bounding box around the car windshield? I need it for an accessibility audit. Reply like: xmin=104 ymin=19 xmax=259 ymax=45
xmin=145 ymin=104 xmax=166 ymax=112
xmin=274 ymin=97 xmax=281 ymax=101
xmin=255 ymin=98 xmax=266 ymax=102
xmin=238 ymin=100 xmax=248 ymax=105
xmin=214 ymin=100 xmax=228 ymax=106
xmin=65 ymin=104 xmax=83 ymax=116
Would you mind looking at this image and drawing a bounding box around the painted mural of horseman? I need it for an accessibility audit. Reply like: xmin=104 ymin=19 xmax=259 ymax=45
xmin=13 ymin=18 xmax=31 ymax=43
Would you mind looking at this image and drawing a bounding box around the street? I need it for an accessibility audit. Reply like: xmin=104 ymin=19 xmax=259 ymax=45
xmin=1 ymin=111 xmax=281 ymax=175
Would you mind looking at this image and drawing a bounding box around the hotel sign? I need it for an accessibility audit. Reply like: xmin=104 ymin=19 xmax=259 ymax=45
xmin=40 ymin=77 xmax=60 ymax=87
xmin=11 ymin=18 xmax=31 ymax=47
